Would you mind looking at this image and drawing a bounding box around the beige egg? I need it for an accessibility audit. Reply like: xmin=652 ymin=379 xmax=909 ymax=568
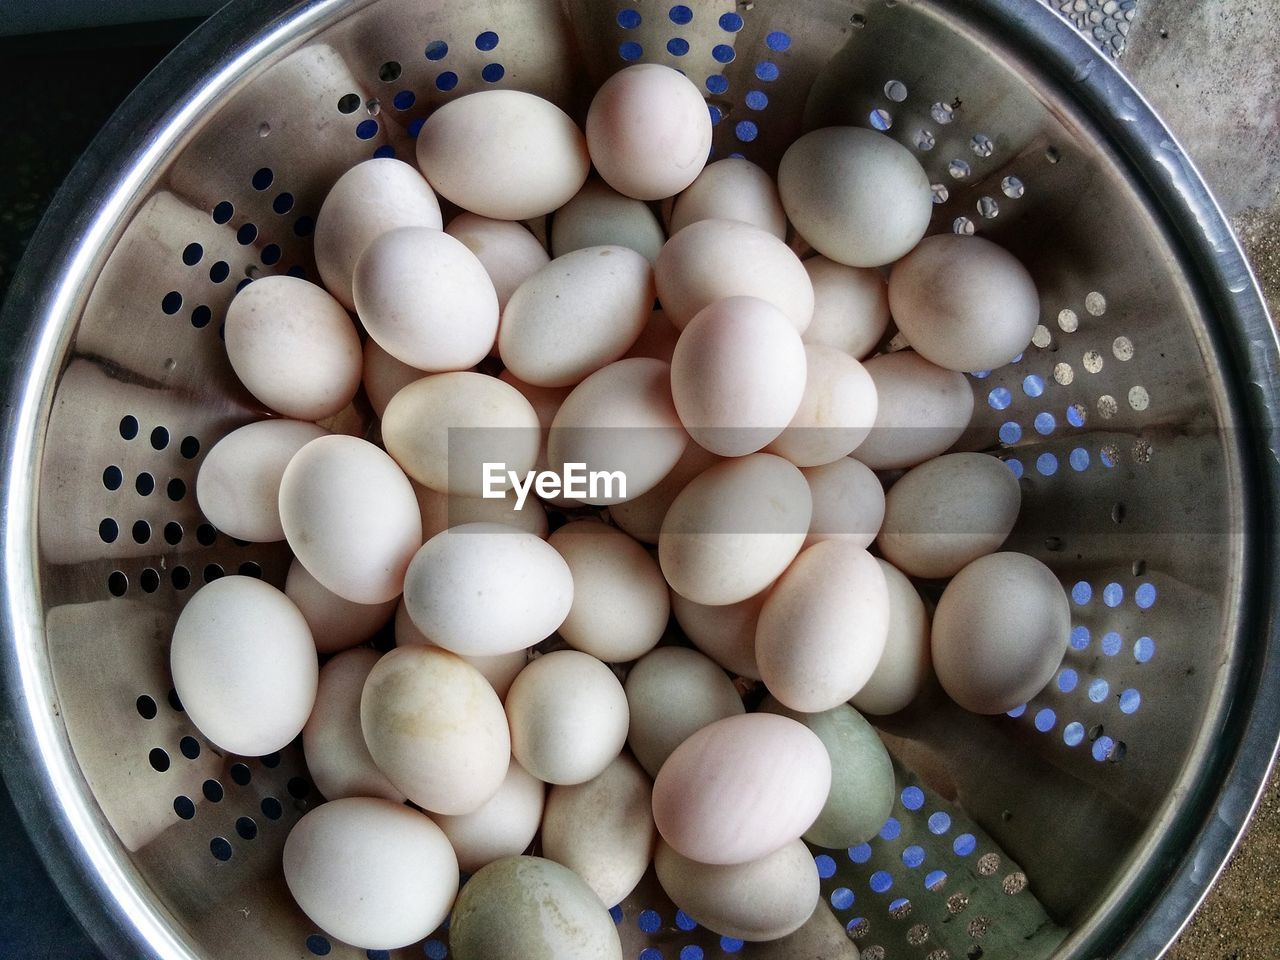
xmin=932 ymin=552 xmax=1070 ymax=714
xmin=652 ymin=713 xmax=831 ymax=865
xmin=284 ymin=558 xmax=397 ymax=655
xmin=403 ymin=522 xmax=573 ymax=656
xmin=225 ymin=275 xmax=362 ymax=420
xmin=393 ymin=601 xmax=528 ymax=700
xmin=445 ymin=213 xmax=550 ymax=311
xmin=660 ymin=454 xmax=811 ymax=606
xmin=609 ymin=441 xmax=719 ymax=545
xmin=669 ymin=588 xmax=766 ymax=680
xmin=625 ymin=646 xmax=744 ymax=777
xmin=362 ymin=339 xmax=426 ymax=420
xmin=670 ymin=157 xmax=787 ymax=240
xmin=802 ymin=457 xmax=885 ymax=550
xmin=878 ymin=452 xmax=1021 ymax=579
xmin=433 ymin=761 xmax=545 ymax=874
xmin=541 ymin=753 xmax=655 ymax=908
xmin=625 ymin=309 xmax=680 ymax=364
xmin=170 ymin=576 xmax=317 ymax=757
xmin=778 ymin=126 xmax=931 ymax=267
xmin=655 ymin=839 xmax=819 ymax=942
xmin=756 ymin=541 xmax=890 ymax=712
xmin=450 ymin=857 xmax=623 ymax=960
xmin=802 ymin=256 xmax=891 ymax=359
xmin=381 ymin=372 xmax=540 ymax=497
xmin=547 ymin=358 xmax=689 ymax=504
xmin=657 ymin=219 xmax=814 ymax=332
xmin=195 ymin=419 xmax=327 ymax=543
xmin=767 ymin=344 xmax=878 ymax=467
xmin=360 ymin=645 xmax=510 ymax=814
xmin=302 ymin=649 xmax=403 ymax=802
xmin=852 ymin=559 xmax=933 ymax=716
xmin=852 ymin=350 xmax=975 ymax=470
xmin=548 ymin=522 xmax=669 ymax=662
xmin=278 ymin=435 xmax=422 ymax=604
xmin=671 ymin=297 xmax=808 ymax=457
xmin=314 ymin=158 xmax=443 ymax=309
xmin=505 ymin=649 xmax=629 ymax=785
xmin=416 ymin=90 xmax=590 ymax=220
xmin=551 ymin=179 xmax=665 ymax=263
xmin=414 ymin=481 xmax=548 ymax=541
xmin=586 ymin=63 xmax=712 ymax=201
xmin=283 ymin=798 xmax=457 ymax=950
xmin=889 ymin=234 xmax=1041 ymax=372
xmin=353 ymin=227 xmax=499 ymax=372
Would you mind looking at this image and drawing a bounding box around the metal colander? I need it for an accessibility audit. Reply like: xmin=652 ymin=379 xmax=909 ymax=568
xmin=1 ymin=1 xmax=1278 ymax=959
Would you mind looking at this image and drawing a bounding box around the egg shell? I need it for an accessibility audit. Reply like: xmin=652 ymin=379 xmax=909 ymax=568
xmin=551 ymin=179 xmax=665 ymax=263
xmin=624 ymin=646 xmax=744 ymax=778
xmin=802 ymin=457 xmax=886 ymax=550
xmin=852 ymin=559 xmax=933 ymax=715
xmin=625 ymin=309 xmax=680 ymax=364
xmin=656 ymin=219 xmax=814 ymax=332
xmin=497 ymin=372 xmax=576 ymax=508
xmin=755 ymin=541 xmax=890 ymax=712
xmin=932 ymin=552 xmax=1070 ymax=714
xmin=499 ymin=246 xmax=655 ymax=388
xmin=655 ymin=838 xmax=819 ymax=942
xmin=852 ymin=350 xmax=975 ymax=470
xmin=195 ymin=419 xmax=328 ymax=543
xmin=541 ymin=752 xmax=656 ymax=909
xmin=778 ymin=126 xmax=931 ymax=267
xmin=609 ymin=440 xmax=720 ymax=545
xmin=314 ymin=158 xmax=443 ymax=309
xmin=360 ymin=644 xmax=511 ymax=814
xmin=414 ymin=480 xmax=548 ymax=541
xmin=403 ymin=522 xmax=572 ymax=656
xmin=889 ymin=234 xmax=1041 ymax=372
xmin=660 ymin=454 xmax=811 ymax=607
xmin=449 ymin=857 xmax=623 ymax=960
xmin=417 ymin=90 xmax=590 ymax=220
xmin=353 ymin=226 xmax=498 ymax=372
xmin=761 ymin=698 xmax=895 ymax=849
xmin=767 ymin=344 xmax=878 ymax=467
xmin=284 ymin=558 xmax=397 ymax=655
xmin=170 ymin=576 xmax=317 ymax=757
xmin=802 ymin=256 xmax=891 ymax=359
xmin=224 ymin=275 xmax=362 ymax=420
xmin=393 ymin=601 xmax=528 ymax=699
xmin=585 ymin=63 xmax=712 ymax=201
xmin=283 ymin=798 xmax=457 ymax=950
xmin=279 ymin=435 xmax=422 ymax=604
xmin=505 ymin=649 xmax=630 ymax=786
xmin=362 ymin=339 xmax=427 ymax=420
xmin=671 ymin=297 xmax=808 ymax=458
xmin=432 ymin=761 xmax=545 ymax=874
xmin=548 ymin=521 xmax=669 ymax=662
xmin=669 ymin=157 xmax=788 ymax=240
xmin=547 ymin=358 xmax=689 ymax=504
xmin=445 ymin=212 xmax=551 ymax=311
xmin=302 ymin=649 xmax=404 ymax=802
xmin=652 ymin=712 xmax=831 ymax=865
xmin=669 ymin=588 xmax=766 ymax=680
xmin=381 ymin=372 xmax=540 ymax=497
xmin=751 ymin=903 xmax=862 ymax=959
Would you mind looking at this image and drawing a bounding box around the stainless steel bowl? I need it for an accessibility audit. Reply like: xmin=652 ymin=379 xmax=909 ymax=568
xmin=2 ymin=1 xmax=1277 ymax=958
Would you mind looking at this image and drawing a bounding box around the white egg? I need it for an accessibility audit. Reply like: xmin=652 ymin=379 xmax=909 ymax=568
xmin=551 ymin=179 xmax=665 ymax=263
xmin=445 ymin=213 xmax=551 ymax=311
xmin=279 ymin=435 xmax=422 ymax=604
xmin=852 ymin=350 xmax=975 ymax=470
xmin=609 ymin=440 xmax=720 ymax=545
xmin=778 ymin=126 xmax=931 ymax=267
xmin=314 ymin=158 xmax=443 ymax=309
xmin=802 ymin=256 xmax=891 ymax=359
xmin=360 ymin=645 xmax=511 ymax=814
xmin=932 ymin=552 xmax=1070 ymax=714
xmin=767 ymin=344 xmax=878 ymax=467
xmin=433 ymin=761 xmax=545 ymax=874
xmin=362 ymin=338 xmax=426 ymax=420
xmin=225 ymin=276 xmax=362 ymax=420
xmin=195 ymin=419 xmax=327 ymax=543
xmin=624 ymin=309 xmax=680 ymax=364
xmin=170 ymin=576 xmax=317 ymax=757
xmin=497 ymin=372 xmax=575 ymax=508
xmin=414 ymin=481 xmax=548 ymax=541
xmin=393 ymin=601 xmax=528 ymax=700
xmin=889 ymin=234 xmax=1041 ymax=372
xmin=851 ymin=559 xmax=933 ymax=716
xmin=669 ymin=588 xmax=766 ymax=680
xmin=353 ymin=226 xmax=499 ymax=372
xmin=284 ymin=557 xmax=397 ymax=655
xmin=302 ymin=649 xmax=404 ymax=802
xmin=670 ymin=157 xmax=787 ymax=240
xmin=586 ymin=63 xmax=712 ymax=201
xmin=402 ymin=522 xmax=573 ymax=656
xmin=802 ymin=457 xmax=886 ymax=550
xmin=506 ymin=650 xmax=630 ymax=785
xmin=656 ymin=219 xmax=814 ymax=332
xmin=417 ymin=90 xmax=589 ymax=219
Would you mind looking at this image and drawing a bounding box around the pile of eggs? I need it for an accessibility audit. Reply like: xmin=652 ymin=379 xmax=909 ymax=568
xmin=174 ymin=62 xmax=1070 ymax=956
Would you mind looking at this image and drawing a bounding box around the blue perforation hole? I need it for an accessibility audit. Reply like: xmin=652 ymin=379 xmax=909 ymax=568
xmin=669 ymin=4 xmax=693 ymax=24
xmin=475 ymin=30 xmax=499 ymax=51
xmin=620 ymin=41 xmax=644 ymax=61
xmin=618 ymin=9 xmax=642 ymax=28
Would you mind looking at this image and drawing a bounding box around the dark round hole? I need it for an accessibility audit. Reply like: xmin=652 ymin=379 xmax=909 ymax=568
xmin=180 ymin=736 xmax=201 ymax=760
xmin=378 ymin=60 xmax=402 ymax=82
xmin=231 ymin=537 xmax=252 ymax=548
xmin=181 ymin=242 xmax=203 ymax=266
xmin=119 ymin=415 xmax=139 ymax=440
xmin=286 ymin=264 xmax=306 ymax=279
xmin=261 ymin=752 xmax=281 ymax=769
xmin=261 ymin=796 xmax=283 ymax=820
xmin=305 ymin=934 xmax=331 ymax=956
xmin=212 ymin=201 xmax=234 ymax=224
xmin=230 ymin=763 xmax=252 ymax=786
xmin=196 ymin=523 xmax=217 ymax=546
xmin=294 ymin=215 xmax=315 ymax=237
xmin=148 ymin=748 xmax=170 ymax=772
xmin=150 ymin=426 xmax=170 ymax=450
xmin=337 ymin=93 xmax=361 ymax=114
xmin=164 ymin=522 xmax=183 ymax=546
xmin=287 ymin=776 xmax=310 ymax=799
xmin=160 ymin=291 xmax=182 ymax=315
xmin=209 ymin=260 xmax=230 ymax=283
xmin=191 ymin=304 xmax=212 ymax=328
xmin=99 ymin=518 xmax=119 ymax=544
xmin=132 ymin=520 xmax=151 ymax=545
xmin=180 ymin=436 xmax=201 ymax=459
xmin=140 ymin=568 xmax=160 ymax=593
xmin=261 ymin=244 xmax=282 ymax=266
xmin=102 ymin=465 xmax=123 ymax=490
xmin=235 ymin=278 xmax=252 ymax=294
xmin=168 ymin=688 xmax=184 ymax=712
xmin=235 ymin=817 xmax=259 ymax=841
xmin=167 ymin=478 xmax=187 ymax=502
xmin=272 ymin=192 xmax=295 ymax=215
xmin=203 ymin=563 xmax=225 ymax=583
xmin=210 ymin=837 xmax=233 ymax=861
xmin=1112 ymin=502 xmax=1126 ymax=524
xmin=238 ymin=561 xmax=262 ymax=579
xmin=251 ymin=167 xmax=274 ymax=190
xmin=202 ymin=779 xmax=224 ymax=803
xmin=136 ymin=695 xmax=158 ymax=720
xmin=172 ymin=566 xmax=192 ymax=590
xmin=107 ymin=571 xmax=128 ymax=597
xmin=135 ymin=472 xmax=155 ymax=496
xmin=236 ymin=223 xmax=258 ymax=246
xmin=173 ymin=795 xmax=195 ymax=820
